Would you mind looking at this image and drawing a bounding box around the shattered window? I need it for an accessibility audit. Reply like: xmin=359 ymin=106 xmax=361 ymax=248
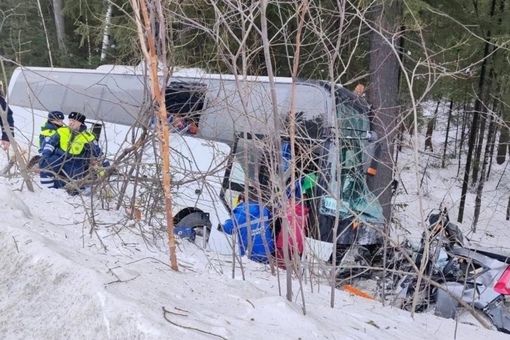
xmin=319 ymin=99 xmax=384 ymax=224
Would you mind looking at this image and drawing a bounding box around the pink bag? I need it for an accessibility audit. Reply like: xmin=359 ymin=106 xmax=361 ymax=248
xmin=276 ymin=201 xmax=309 ymax=268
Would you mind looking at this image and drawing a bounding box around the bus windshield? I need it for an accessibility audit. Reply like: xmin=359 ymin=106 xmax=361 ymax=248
xmin=319 ymin=98 xmax=384 ymax=224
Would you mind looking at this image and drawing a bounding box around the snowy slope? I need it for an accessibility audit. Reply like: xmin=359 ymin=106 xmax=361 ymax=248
xmin=0 ymin=171 xmax=508 ymax=340
xmin=0 ymin=96 xmax=509 ymax=339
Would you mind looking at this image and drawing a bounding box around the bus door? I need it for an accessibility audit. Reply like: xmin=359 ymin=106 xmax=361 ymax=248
xmin=220 ymin=133 xmax=272 ymax=213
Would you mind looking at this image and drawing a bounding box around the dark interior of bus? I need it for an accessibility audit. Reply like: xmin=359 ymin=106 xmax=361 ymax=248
xmin=165 ymin=82 xmax=207 ymax=130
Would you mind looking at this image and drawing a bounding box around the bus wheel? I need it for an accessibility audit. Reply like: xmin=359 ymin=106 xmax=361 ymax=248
xmin=175 ymin=211 xmax=212 ymax=242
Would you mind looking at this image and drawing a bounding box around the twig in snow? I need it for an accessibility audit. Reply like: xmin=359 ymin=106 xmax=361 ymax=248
xmin=174 ymin=306 xmax=190 ymax=313
xmin=105 ymin=264 xmax=140 ymax=285
xmin=12 ymin=236 xmax=19 ymax=253
xmin=105 ymin=274 xmax=140 ymax=285
xmin=245 ymin=299 xmax=255 ymax=308
xmin=165 ymin=309 xmax=188 ymax=317
xmin=162 ymin=307 xmax=227 ymax=340
xmin=125 ymin=256 xmax=172 ymax=268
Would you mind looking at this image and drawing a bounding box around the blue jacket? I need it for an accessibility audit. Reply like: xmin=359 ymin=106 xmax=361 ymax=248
xmin=39 ymin=121 xmax=62 ymax=152
xmin=223 ymin=201 xmax=274 ymax=263
xmin=41 ymin=125 xmax=101 ymax=158
xmin=281 ymin=141 xmax=291 ymax=172
xmin=0 ymin=96 xmax=14 ymax=142
xmin=40 ymin=125 xmax=101 ymax=179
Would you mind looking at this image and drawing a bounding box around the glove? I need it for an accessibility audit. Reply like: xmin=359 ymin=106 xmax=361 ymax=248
xmin=1 ymin=140 xmax=10 ymax=150
xmin=93 ymin=165 xmax=106 ymax=177
xmin=38 ymin=154 xmax=50 ymax=167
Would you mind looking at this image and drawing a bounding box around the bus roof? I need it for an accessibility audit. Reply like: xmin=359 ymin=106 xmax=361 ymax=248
xmin=10 ymin=64 xmax=344 ymax=88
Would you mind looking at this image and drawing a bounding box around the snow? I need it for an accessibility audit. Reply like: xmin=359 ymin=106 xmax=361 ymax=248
xmin=1 ymin=106 xmax=510 ymax=339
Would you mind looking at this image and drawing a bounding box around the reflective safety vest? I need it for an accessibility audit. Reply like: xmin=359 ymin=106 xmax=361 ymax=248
xmin=59 ymin=128 xmax=96 ymax=155
xmin=39 ymin=120 xmax=60 ymax=147
xmin=40 ymin=129 xmax=57 ymax=148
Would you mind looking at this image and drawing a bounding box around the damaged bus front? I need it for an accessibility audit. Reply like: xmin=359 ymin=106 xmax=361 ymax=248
xmin=219 ymin=82 xmax=386 ymax=262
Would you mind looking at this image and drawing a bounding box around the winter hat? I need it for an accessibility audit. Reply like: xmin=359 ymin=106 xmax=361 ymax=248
xmin=68 ymin=111 xmax=86 ymax=124
xmin=48 ymin=110 xmax=65 ymax=121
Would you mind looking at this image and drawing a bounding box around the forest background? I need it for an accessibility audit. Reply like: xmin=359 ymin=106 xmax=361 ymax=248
xmin=1 ymin=1 xmax=510 ymax=335
xmin=2 ymin=0 xmax=509 ymax=228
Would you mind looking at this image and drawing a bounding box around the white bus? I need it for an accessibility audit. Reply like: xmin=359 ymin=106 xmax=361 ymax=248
xmin=8 ymin=65 xmax=385 ymax=261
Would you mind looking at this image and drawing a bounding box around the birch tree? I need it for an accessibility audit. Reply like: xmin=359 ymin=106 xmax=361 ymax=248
xmin=130 ymin=0 xmax=178 ymax=271
xmin=52 ymin=0 xmax=66 ymax=51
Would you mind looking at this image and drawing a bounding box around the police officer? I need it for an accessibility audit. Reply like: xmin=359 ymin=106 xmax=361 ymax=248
xmin=0 ymin=82 xmax=15 ymax=150
xmin=39 ymin=111 xmax=101 ymax=190
xmin=38 ymin=111 xmax=66 ymax=188
xmin=62 ymin=111 xmax=101 ymax=181
xmin=39 ymin=111 xmax=65 ymax=152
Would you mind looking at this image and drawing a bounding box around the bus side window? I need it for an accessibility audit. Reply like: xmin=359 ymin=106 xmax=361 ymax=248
xmin=165 ymin=82 xmax=207 ymax=131
xmin=91 ymin=123 xmax=103 ymax=140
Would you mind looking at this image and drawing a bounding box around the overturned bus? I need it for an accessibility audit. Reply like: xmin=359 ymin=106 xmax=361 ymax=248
xmin=7 ymin=65 xmax=385 ymax=260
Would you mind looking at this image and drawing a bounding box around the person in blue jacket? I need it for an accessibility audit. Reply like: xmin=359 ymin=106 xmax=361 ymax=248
xmin=0 ymin=87 xmax=15 ymax=150
xmin=221 ymin=192 xmax=275 ymax=263
xmin=39 ymin=112 xmax=101 ymax=190
xmin=61 ymin=112 xmax=102 ymax=180
xmin=38 ymin=111 xmax=66 ymax=189
xmin=39 ymin=111 xmax=65 ymax=152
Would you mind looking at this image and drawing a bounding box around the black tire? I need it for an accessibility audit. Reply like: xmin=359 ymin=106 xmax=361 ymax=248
xmin=175 ymin=212 xmax=212 ymax=241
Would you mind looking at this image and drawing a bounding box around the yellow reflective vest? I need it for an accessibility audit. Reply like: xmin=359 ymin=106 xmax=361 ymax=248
xmin=39 ymin=120 xmax=60 ymax=148
xmin=40 ymin=129 xmax=57 ymax=148
xmin=58 ymin=127 xmax=96 ymax=155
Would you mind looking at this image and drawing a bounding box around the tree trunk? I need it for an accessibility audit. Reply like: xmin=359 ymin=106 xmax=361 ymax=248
xmin=442 ymin=100 xmax=453 ymax=168
xmin=260 ymin=0 xmax=293 ymax=304
xmin=52 ymin=0 xmax=66 ymax=51
xmin=472 ymin=0 xmax=500 ymax=184
xmin=486 ymin=92 xmax=502 ymax=179
xmin=458 ymin=0 xmax=497 ymax=223
xmin=472 ymin=110 xmax=487 ymax=184
xmin=366 ymin=1 xmax=403 ymax=224
xmin=457 ymin=101 xmax=468 ymax=177
xmin=100 ymin=3 xmax=113 ymax=61
xmin=487 ymin=125 xmax=497 ymax=177
xmin=458 ymin=104 xmax=480 ymax=223
xmin=425 ymin=100 xmax=440 ymax=152
xmin=473 ymin=100 xmax=497 ymax=231
xmin=472 ymin=69 xmax=495 ymax=185
xmin=497 ymin=121 xmax=509 ymax=164
xmin=130 ymin=0 xmax=178 ymax=271
xmin=36 ymin=0 xmax=53 ymax=66
xmin=507 ymin=196 xmax=510 ymax=221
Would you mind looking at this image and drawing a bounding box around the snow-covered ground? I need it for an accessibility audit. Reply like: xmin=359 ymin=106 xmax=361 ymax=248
xmin=1 ymin=103 xmax=510 ymax=339
xmin=394 ymin=102 xmax=510 ymax=252
xmin=0 ymin=178 xmax=507 ymax=340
